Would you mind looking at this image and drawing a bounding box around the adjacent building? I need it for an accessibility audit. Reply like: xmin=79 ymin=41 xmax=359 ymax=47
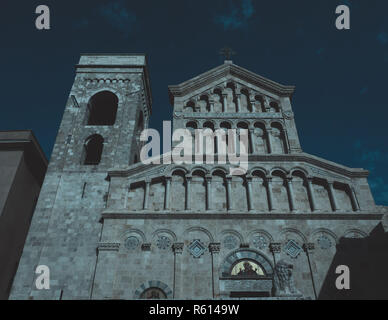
xmin=0 ymin=130 xmax=47 ymax=299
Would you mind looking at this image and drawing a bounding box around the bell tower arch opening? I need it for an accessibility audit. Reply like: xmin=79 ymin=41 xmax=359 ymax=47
xmin=87 ymin=90 xmax=118 ymax=125
xmin=83 ymin=134 xmax=104 ymax=165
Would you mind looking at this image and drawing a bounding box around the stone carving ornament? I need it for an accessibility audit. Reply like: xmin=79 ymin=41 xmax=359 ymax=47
xmin=284 ymin=240 xmax=302 ymax=258
xmin=156 ymin=236 xmax=171 ymax=250
xmin=173 ymin=112 xmax=184 ymax=119
xmin=252 ymin=235 xmax=268 ymax=250
xmin=124 ymin=236 xmax=140 ymax=251
xmin=223 ymin=235 xmax=238 ymax=250
xmin=282 ymin=111 xmax=294 ymax=120
xmin=188 ymin=239 xmax=206 ymax=258
xmin=317 ymin=235 xmax=332 ymax=250
xmin=273 ymin=260 xmax=302 ymax=297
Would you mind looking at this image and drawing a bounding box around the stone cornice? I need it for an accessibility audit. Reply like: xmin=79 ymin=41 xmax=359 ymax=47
xmin=107 ymin=152 xmax=369 ymax=179
xmin=168 ymin=63 xmax=295 ymax=104
xmin=97 ymin=242 xmax=120 ymax=252
xmin=75 ymin=54 xmax=152 ymax=114
xmin=100 ymin=212 xmax=382 ymax=221
xmin=247 ymin=153 xmax=369 ymax=179
xmin=108 ymin=162 xmax=165 ymax=179
xmin=173 ymin=111 xmax=283 ymax=120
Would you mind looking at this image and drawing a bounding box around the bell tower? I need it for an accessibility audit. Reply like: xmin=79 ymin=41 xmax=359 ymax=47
xmin=51 ymin=54 xmax=152 ymax=170
xmin=10 ymin=54 xmax=152 ymax=299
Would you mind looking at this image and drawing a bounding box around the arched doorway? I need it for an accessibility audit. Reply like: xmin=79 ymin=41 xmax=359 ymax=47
xmin=133 ymin=280 xmax=173 ymax=300
xmin=140 ymin=287 xmax=167 ymax=299
xmin=219 ymin=249 xmax=274 ymax=298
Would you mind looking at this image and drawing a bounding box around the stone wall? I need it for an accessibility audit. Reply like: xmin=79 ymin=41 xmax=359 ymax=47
xmin=93 ymin=216 xmax=381 ymax=299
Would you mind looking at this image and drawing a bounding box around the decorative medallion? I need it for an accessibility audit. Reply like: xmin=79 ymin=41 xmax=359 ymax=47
xmin=252 ymin=235 xmax=268 ymax=250
xmin=317 ymin=235 xmax=332 ymax=250
xmin=284 ymin=240 xmax=302 ymax=258
xmin=124 ymin=236 xmax=139 ymax=251
xmin=156 ymin=236 xmax=171 ymax=250
xmin=223 ymin=235 xmax=238 ymax=250
xmin=188 ymin=239 xmax=206 ymax=258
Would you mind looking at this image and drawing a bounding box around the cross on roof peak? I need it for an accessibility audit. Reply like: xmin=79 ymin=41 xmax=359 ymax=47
xmin=219 ymin=47 xmax=236 ymax=62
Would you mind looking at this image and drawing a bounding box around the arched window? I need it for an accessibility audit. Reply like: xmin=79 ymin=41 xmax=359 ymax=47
xmin=253 ymin=122 xmax=269 ymax=154
xmin=269 ymin=101 xmax=280 ymax=113
xmin=171 ymin=170 xmax=186 ymax=211
xmin=199 ymin=95 xmax=210 ymax=112
xmin=87 ymin=91 xmax=118 ymax=125
xmin=255 ymin=95 xmax=265 ymax=112
xmin=192 ymin=170 xmax=206 ymax=211
xmin=240 ymin=88 xmax=252 ymax=112
xmin=291 ymin=170 xmax=311 ymax=212
xmin=237 ymin=122 xmax=249 ymax=154
xmin=186 ymin=121 xmax=197 ymax=153
xmin=185 ymin=101 xmax=196 ymax=112
xmin=271 ymin=122 xmax=288 ymax=154
xmin=202 ymin=121 xmax=216 ymax=155
xmin=226 ymin=82 xmax=237 ymax=112
xmin=186 ymin=121 xmax=198 ymax=130
xmin=271 ymin=170 xmax=289 ymax=211
xmin=203 ymin=121 xmax=214 ymax=130
xmin=220 ymin=121 xmax=231 ymax=129
xmin=220 ymin=121 xmax=232 ymax=149
xmin=213 ymin=88 xmax=224 ymax=112
xmin=251 ymin=170 xmax=270 ymax=211
xmin=83 ymin=134 xmax=104 ymax=165
xmin=211 ymin=170 xmax=227 ymax=211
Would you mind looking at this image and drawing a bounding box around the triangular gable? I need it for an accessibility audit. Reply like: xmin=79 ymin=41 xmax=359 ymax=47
xmin=168 ymin=62 xmax=295 ymax=103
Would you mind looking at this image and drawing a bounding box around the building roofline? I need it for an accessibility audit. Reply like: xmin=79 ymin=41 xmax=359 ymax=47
xmin=79 ymin=53 xmax=148 ymax=56
xmin=168 ymin=62 xmax=295 ymax=105
xmin=0 ymin=130 xmax=47 ymax=164
xmin=0 ymin=130 xmax=48 ymax=185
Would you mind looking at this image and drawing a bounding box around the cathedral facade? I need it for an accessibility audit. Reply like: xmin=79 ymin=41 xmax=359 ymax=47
xmin=10 ymin=55 xmax=388 ymax=300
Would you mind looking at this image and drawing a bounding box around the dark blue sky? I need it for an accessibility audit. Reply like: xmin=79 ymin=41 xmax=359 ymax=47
xmin=1 ymin=0 xmax=387 ymax=205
